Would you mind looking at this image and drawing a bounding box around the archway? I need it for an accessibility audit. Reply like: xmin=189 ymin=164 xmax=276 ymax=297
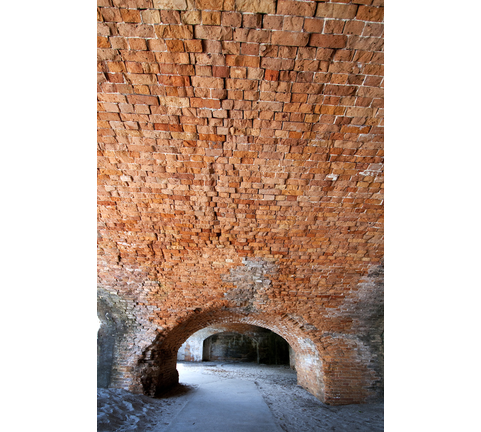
xmin=134 ymin=308 xmax=325 ymax=401
xmin=178 ymin=324 xmax=291 ymax=365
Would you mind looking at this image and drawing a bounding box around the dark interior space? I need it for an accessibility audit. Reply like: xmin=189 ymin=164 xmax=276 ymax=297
xmin=202 ymin=330 xmax=290 ymax=365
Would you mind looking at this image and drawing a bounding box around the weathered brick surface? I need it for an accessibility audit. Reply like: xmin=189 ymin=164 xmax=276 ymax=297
xmin=236 ymin=0 xmax=276 ymax=14
xmin=154 ymin=0 xmax=188 ymax=10
xmin=97 ymin=0 xmax=384 ymax=406
xmin=316 ymin=2 xmax=358 ymax=19
xmin=278 ymin=0 xmax=317 ymax=17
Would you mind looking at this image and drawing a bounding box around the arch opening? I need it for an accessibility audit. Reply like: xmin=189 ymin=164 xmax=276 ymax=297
xmin=178 ymin=325 xmax=291 ymax=366
xmin=135 ymin=309 xmax=324 ymax=401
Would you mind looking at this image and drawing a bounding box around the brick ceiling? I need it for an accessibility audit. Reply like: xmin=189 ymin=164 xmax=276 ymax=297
xmin=97 ymin=0 xmax=383 ymax=398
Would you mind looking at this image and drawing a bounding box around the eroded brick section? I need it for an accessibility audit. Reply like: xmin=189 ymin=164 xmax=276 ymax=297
xmin=222 ymin=258 xmax=277 ymax=309
xmin=98 ymin=0 xmax=384 ymax=405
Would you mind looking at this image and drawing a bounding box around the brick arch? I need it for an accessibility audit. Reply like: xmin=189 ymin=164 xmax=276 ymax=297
xmin=160 ymin=309 xmax=315 ymax=355
xmin=133 ymin=308 xmax=325 ymax=401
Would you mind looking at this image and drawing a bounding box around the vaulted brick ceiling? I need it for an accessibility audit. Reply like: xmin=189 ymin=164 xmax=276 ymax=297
xmin=97 ymin=0 xmax=383 ymax=405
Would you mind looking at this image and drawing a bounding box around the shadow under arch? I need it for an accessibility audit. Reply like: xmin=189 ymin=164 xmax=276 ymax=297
xmin=135 ymin=308 xmax=325 ymax=401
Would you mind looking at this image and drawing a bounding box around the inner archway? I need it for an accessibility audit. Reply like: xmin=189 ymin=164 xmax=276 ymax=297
xmin=178 ymin=324 xmax=291 ymax=366
xmin=135 ymin=308 xmax=325 ymax=401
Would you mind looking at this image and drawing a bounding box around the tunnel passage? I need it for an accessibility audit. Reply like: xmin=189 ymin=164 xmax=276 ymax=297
xmin=203 ymin=332 xmax=259 ymax=362
xmin=134 ymin=309 xmax=324 ymax=400
xmin=178 ymin=324 xmax=290 ymax=365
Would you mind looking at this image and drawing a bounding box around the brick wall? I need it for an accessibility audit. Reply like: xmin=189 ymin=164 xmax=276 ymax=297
xmin=97 ymin=0 xmax=383 ymax=405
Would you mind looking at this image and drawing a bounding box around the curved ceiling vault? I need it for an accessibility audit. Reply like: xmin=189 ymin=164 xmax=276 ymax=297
xmin=97 ymin=0 xmax=384 ymax=405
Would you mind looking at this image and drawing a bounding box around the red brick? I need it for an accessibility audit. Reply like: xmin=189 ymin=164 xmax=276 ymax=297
xmin=363 ymin=76 xmax=383 ymax=87
xmin=117 ymin=23 xmax=154 ymax=38
xmin=356 ymin=5 xmax=384 ymax=22
xmin=283 ymin=16 xmax=304 ymax=32
xmin=128 ymin=38 xmax=147 ymax=51
xmin=166 ymin=39 xmax=185 ymax=53
xmin=278 ymin=46 xmax=297 ymax=58
xmin=226 ymin=55 xmax=260 ymax=68
xmin=271 ymin=31 xmax=309 ymax=47
xmin=196 ymin=0 xmax=224 ymax=9
xmin=127 ymin=95 xmax=159 ymax=105
xmin=347 ymin=36 xmax=383 ymax=51
xmin=120 ymin=8 xmax=141 ymax=23
xmin=241 ymin=43 xmax=260 ymax=56
xmin=202 ymin=11 xmax=221 ymax=25
xmin=184 ymin=39 xmax=203 ymax=52
xmin=98 ymin=36 xmax=110 ymax=48
xmin=156 ymin=24 xmax=194 ymax=39
xmin=213 ymin=66 xmax=230 ymax=77
xmin=141 ymin=9 xmax=161 ymax=24
xmin=243 ymin=13 xmax=263 ymax=28
xmin=263 ymin=15 xmax=283 ymax=30
xmin=309 ymin=34 xmax=347 ymax=48
xmin=246 ymin=29 xmax=271 ymax=43
xmin=315 ymin=3 xmax=358 ymax=19
xmin=120 ymin=50 xmax=155 ymax=63
xmin=106 ymin=73 xmax=124 ymax=83
xmin=264 ymin=69 xmax=279 ymax=81
xmin=277 ymin=0 xmax=317 ymax=17
xmin=100 ymin=7 xmax=122 ymax=23
xmin=324 ymin=85 xmax=357 ymax=96
xmin=236 ymin=0 xmax=276 ymax=14
xmin=304 ymin=18 xmax=323 ymax=33
xmin=324 ymin=20 xmax=345 ymax=35
xmin=194 ymin=25 xmax=232 ymax=40
xmin=363 ymin=22 xmax=384 ymax=37
xmin=161 ymin=9 xmax=181 ymax=24
xmin=191 ymin=76 xmax=225 ymax=88
xmin=172 ymin=76 xmax=190 ymax=87
xmin=199 ymin=133 xmax=226 ymax=141
xmin=226 ymin=78 xmax=258 ymax=91
xmin=147 ymin=39 xmax=167 ymax=52
xmin=363 ymin=64 xmax=384 ymax=76
xmin=191 ymin=98 xmax=222 ymax=109
xmin=260 ymin=57 xmax=295 ymax=71
xmin=222 ymin=11 xmax=242 ymax=27
xmin=344 ymin=21 xmax=365 ymax=36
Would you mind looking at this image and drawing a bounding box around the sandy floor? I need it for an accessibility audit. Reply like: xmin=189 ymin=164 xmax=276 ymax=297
xmin=97 ymin=384 xmax=195 ymax=432
xmin=98 ymin=362 xmax=383 ymax=431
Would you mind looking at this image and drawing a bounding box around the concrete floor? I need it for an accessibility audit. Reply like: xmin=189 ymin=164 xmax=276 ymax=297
xmin=158 ymin=363 xmax=282 ymax=432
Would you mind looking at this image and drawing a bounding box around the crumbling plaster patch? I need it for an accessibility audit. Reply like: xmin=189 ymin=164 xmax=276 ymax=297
xmin=222 ymin=258 xmax=277 ymax=310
